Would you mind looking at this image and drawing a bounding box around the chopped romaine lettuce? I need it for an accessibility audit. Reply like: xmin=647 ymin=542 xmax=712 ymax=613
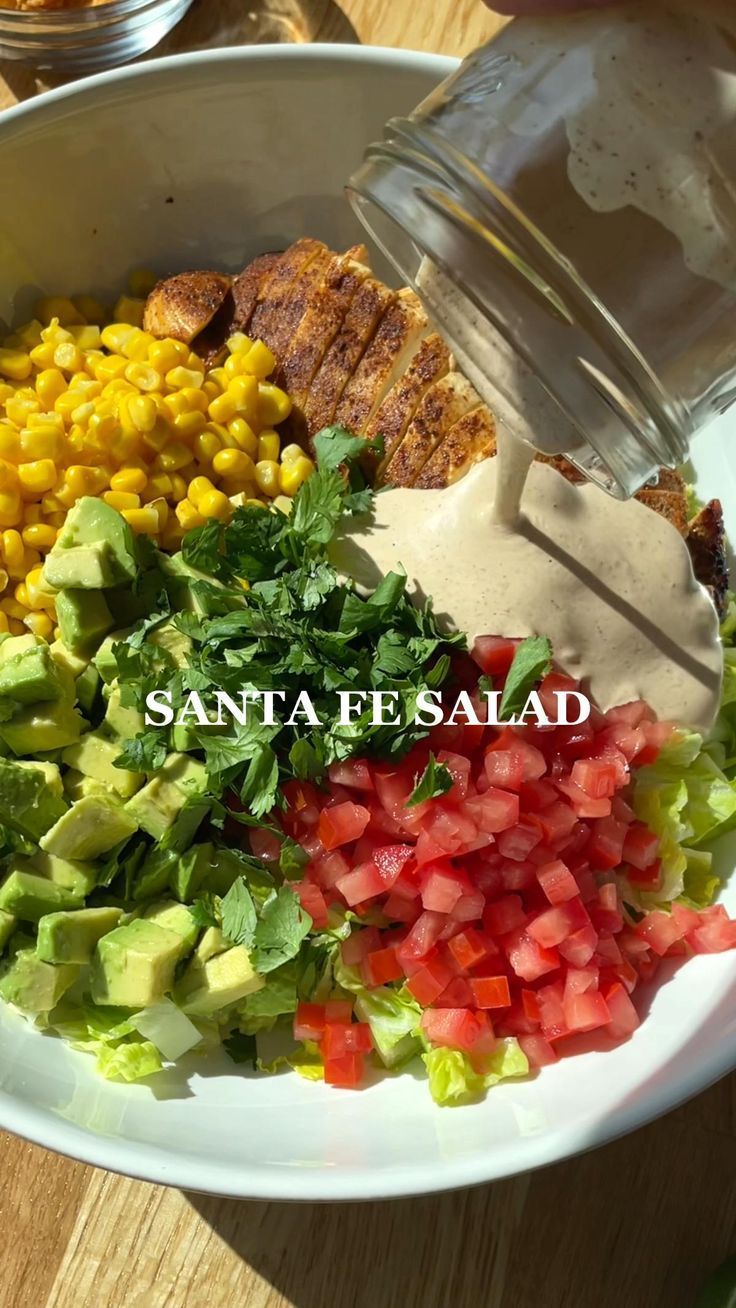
xmin=423 ymin=1039 xmax=528 ymax=1107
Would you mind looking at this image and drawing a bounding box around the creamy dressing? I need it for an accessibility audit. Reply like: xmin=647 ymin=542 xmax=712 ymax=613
xmin=336 ymin=449 xmax=723 ymax=732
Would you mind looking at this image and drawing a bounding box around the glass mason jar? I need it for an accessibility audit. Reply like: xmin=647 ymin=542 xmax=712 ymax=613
xmin=348 ymin=2 xmax=736 ymax=497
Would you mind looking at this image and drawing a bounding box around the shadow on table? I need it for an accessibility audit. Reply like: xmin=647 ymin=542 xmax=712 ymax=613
xmin=185 ymin=1069 xmax=736 ymax=1308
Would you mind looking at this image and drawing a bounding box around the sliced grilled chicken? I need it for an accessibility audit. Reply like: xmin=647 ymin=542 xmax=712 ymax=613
xmin=411 ymin=405 xmax=497 ymax=489
xmin=334 ymin=289 xmax=429 ymax=438
xmin=304 ymin=277 xmax=396 ymax=434
xmin=368 ymin=332 xmax=451 ymax=480
xmin=278 ymin=246 xmax=371 ymax=411
xmin=687 ymin=498 xmax=729 ymax=616
xmin=381 ymin=371 xmax=480 ymax=487
xmin=143 ymin=271 xmax=232 ymax=345
xmin=248 ymin=238 xmax=327 ymax=358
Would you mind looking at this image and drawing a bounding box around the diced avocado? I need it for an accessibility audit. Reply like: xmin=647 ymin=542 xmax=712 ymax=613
xmin=0 ymin=758 xmax=68 ymax=839
xmin=75 ymin=663 xmax=100 ymax=716
xmin=0 ymin=909 xmax=15 ymax=954
xmin=160 ymin=551 xmax=225 ymax=615
xmin=93 ymin=630 xmax=132 ymax=684
xmin=43 ymin=543 xmax=117 ymax=591
xmin=40 ymin=794 xmax=138 ymax=861
xmin=90 ymin=918 xmax=182 ymax=1008
xmin=0 ymin=949 xmax=79 ymax=1013
xmin=143 ymin=900 xmax=198 ymax=957
xmin=0 ymin=870 xmax=82 ymax=921
xmin=105 ymin=569 xmax=166 ymax=627
xmin=0 ymin=640 xmax=64 ymax=706
xmin=171 ymin=723 xmax=198 ymax=752
xmin=26 ymin=850 xmax=98 ymax=896
xmin=16 ymin=759 xmax=64 ymax=798
xmin=47 ymin=496 xmax=137 ymax=587
xmin=36 ymin=906 xmax=122 ymax=964
xmin=49 ymin=639 xmax=89 ymax=679
xmin=150 ymin=621 xmax=192 ymax=669
xmin=162 ymin=752 xmax=209 ymax=797
xmin=104 ymin=683 xmax=143 ymax=739
xmin=0 ymin=700 xmax=85 ymax=756
xmin=177 ymin=945 xmax=263 ymax=1016
xmin=62 ymin=730 xmax=143 ymax=799
xmin=194 ymin=926 xmax=228 ymax=965
xmin=132 ymin=847 xmax=177 ymax=902
xmin=124 ymin=778 xmax=186 ymax=841
xmin=163 ymin=800 xmax=210 ymax=854
xmin=0 ymin=634 xmax=39 ymax=663
xmin=56 ymin=589 xmax=113 ymax=656
xmin=62 ymin=768 xmax=108 ymax=803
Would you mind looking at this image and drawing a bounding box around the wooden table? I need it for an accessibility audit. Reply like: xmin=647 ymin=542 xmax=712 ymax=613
xmin=1 ymin=4 xmax=735 ymax=1305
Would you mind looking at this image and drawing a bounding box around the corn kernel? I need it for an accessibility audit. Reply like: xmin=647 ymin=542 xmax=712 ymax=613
xmin=113 ymin=296 xmax=145 ymax=328
xmin=53 ymin=343 xmax=84 ymax=374
xmin=65 ymin=465 xmax=102 ymax=498
xmin=23 ymin=505 xmax=41 ymax=525
xmin=175 ymin=499 xmax=205 ymax=531
xmin=279 ymin=456 xmax=315 ymax=497
xmin=35 ymin=368 xmax=67 ymax=409
xmin=227 ymin=418 xmax=258 ymax=457
xmin=0 ymin=612 xmax=8 ymax=634
xmin=122 ymin=506 xmax=160 ymax=535
xmin=19 ymin=426 xmax=63 ymax=463
xmin=23 ymin=547 xmax=42 ymax=574
xmin=2 ymin=530 xmax=24 ymax=571
xmin=93 ymin=354 xmax=129 ymax=385
xmin=72 ymin=295 xmax=108 ymax=325
xmin=174 ymin=411 xmax=207 ymax=441
xmin=110 ymin=467 xmax=147 ymax=495
xmin=254 ymin=460 xmax=280 ymax=498
xmin=158 ymin=441 xmax=193 ymax=473
xmin=207 ymin=392 xmax=238 ymax=425
xmin=122 ymin=329 xmax=155 ymax=362
xmin=257 ymin=382 xmax=292 ymax=426
xmin=169 ymin=473 xmax=188 ymax=503
xmin=15 ymin=320 xmax=44 ymax=350
xmin=188 ymin=476 xmax=215 ymax=509
xmin=166 ymin=366 xmax=205 ymax=390
xmin=104 ymin=489 xmax=140 ymax=512
xmin=7 ymin=618 xmax=26 ymax=635
xmin=148 ymin=339 xmax=189 ymax=374
xmin=198 ymin=489 xmax=232 ymax=522
xmin=18 ymin=459 xmax=56 ymax=495
xmin=258 ymin=431 xmax=281 ymax=463
xmin=141 ymin=419 xmax=172 ymax=454
xmin=223 ymin=351 xmax=248 ymax=379
xmin=14 ymin=582 xmax=29 ymax=608
xmin=160 ymin=520 xmax=185 ymax=551
xmin=24 ymin=611 xmax=54 ymax=640
xmin=148 ymin=497 xmax=169 ymax=530
xmin=281 ymin=442 xmax=305 ymax=464
xmin=0 ymin=349 xmax=32 ymax=382
xmin=6 ymin=394 xmax=41 ymax=427
xmin=0 ymin=425 xmax=20 ymax=463
xmin=124 ymin=362 xmax=161 ymax=393
xmin=67 ymin=325 xmax=102 ymax=351
xmin=101 ymin=323 xmax=136 ymax=354
xmin=246 ymin=498 xmax=267 ymax=510
xmin=228 ymin=374 xmax=259 ymax=418
xmin=40 ymin=321 xmax=71 ymax=347
xmin=22 ymin=523 xmax=56 ymax=552
xmin=35 ymin=297 xmax=84 ymax=327
xmin=0 ymin=460 xmax=18 ymax=493
xmin=242 ymin=340 xmax=276 ymax=379
xmin=202 ymin=379 xmax=221 ymax=402
xmin=226 ymin=332 xmax=252 ymax=355
xmin=193 ymin=430 xmax=222 ymax=465
xmin=212 ymin=448 xmax=256 ymax=481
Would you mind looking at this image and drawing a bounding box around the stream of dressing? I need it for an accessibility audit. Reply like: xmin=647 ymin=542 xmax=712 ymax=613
xmin=335 ymin=436 xmax=723 ymax=732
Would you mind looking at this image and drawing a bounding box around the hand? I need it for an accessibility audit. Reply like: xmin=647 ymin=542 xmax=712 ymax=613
xmin=487 ymin=0 xmax=615 ymax=13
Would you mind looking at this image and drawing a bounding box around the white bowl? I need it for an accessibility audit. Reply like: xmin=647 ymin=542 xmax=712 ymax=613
xmin=0 ymin=45 xmax=735 ymax=1201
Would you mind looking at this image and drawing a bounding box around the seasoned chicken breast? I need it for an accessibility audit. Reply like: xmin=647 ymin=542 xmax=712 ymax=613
xmin=381 ymin=371 xmax=480 ymax=487
xmin=334 ymin=289 xmax=429 ymax=437
xmin=143 ymin=271 xmax=232 ymax=345
xmin=368 ymin=332 xmax=451 ymax=479
xmin=304 ymin=277 xmax=396 ymax=433
xmin=278 ymin=246 xmax=371 ymax=410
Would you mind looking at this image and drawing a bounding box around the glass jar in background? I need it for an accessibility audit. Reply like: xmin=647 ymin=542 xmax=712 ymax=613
xmin=348 ymin=2 xmax=736 ymax=498
xmin=0 ymin=0 xmax=194 ymax=72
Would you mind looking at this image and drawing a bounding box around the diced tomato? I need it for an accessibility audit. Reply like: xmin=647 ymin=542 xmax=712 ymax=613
xmin=436 ymin=976 xmax=475 ymax=1008
xmin=497 ymin=818 xmax=542 ymax=862
xmin=536 ymin=858 xmax=579 ymax=904
xmin=406 ymin=955 xmax=455 ymax=1004
xmin=336 ymin=860 xmax=384 ymax=906
xmin=471 ymin=635 xmax=519 ymax=677
xmin=293 ymin=1002 xmax=326 ymax=1042
xmin=622 ymin=823 xmax=659 ymax=871
xmin=587 ymin=815 xmax=628 ymax=870
xmin=563 ymin=988 xmax=611 ymax=1033
xmin=520 ymin=779 xmax=558 ymax=811
xmin=397 ymin=909 xmax=447 ymax=963
xmin=249 ymin=827 xmax=282 ymax=862
xmin=313 ymin=849 xmax=350 ymax=891
xmin=563 ymin=964 xmax=599 ymax=999
xmin=624 ymin=858 xmax=662 ymax=890
xmin=325 ymin=999 xmax=353 ymax=1023
xmin=537 ymin=671 xmax=581 ymax=720
xmin=528 ymin=898 xmax=588 ymax=949
xmin=519 ymin=1033 xmax=559 ymax=1067
xmin=464 ymin=787 xmax=520 ymax=834
xmin=483 ymin=893 xmax=527 ymax=936
xmin=531 ymin=801 xmax=579 ymax=845
xmin=295 ymin=880 xmax=328 ymax=927
xmin=341 ymin=927 xmax=381 ymax=966
xmin=318 ymin=801 xmax=371 ymax=851
xmin=536 ymin=982 xmax=569 ymax=1040
xmin=420 ymin=862 xmax=471 ymax=913
xmin=328 ymin=759 xmax=374 ymax=791
xmin=634 ymin=909 xmax=686 ymax=957
xmin=521 ymin=989 xmax=541 ymax=1024
xmin=383 ymin=891 xmax=421 ymax=923
xmin=436 ymin=750 xmax=472 ymax=800
xmin=446 ymin=927 xmax=488 ymax=971
xmin=558 ymin=922 xmax=598 ymax=967
xmin=483 ymin=750 xmax=525 ymax=791
xmin=603 ymin=982 xmax=640 ymax=1038
xmin=421 ymin=1007 xmax=482 ymax=1051
xmin=571 ymin=758 xmax=619 ymax=799
xmin=556 ymin=778 xmax=612 ymax=819
xmin=371 ymin=843 xmax=415 ymax=888
xmin=504 ymin=927 xmax=560 ymax=981
xmin=470 ymin=975 xmax=512 ymax=1008
xmin=324 ymin=1053 xmax=364 ymax=1087
xmin=361 ymin=945 xmax=404 ymax=987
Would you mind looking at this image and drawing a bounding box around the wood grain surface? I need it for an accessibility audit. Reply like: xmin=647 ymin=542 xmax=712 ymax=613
xmin=0 ymin=4 xmax=735 ymax=1307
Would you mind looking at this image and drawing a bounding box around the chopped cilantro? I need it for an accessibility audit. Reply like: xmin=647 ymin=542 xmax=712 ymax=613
xmin=407 ymin=752 xmax=454 ymax=807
